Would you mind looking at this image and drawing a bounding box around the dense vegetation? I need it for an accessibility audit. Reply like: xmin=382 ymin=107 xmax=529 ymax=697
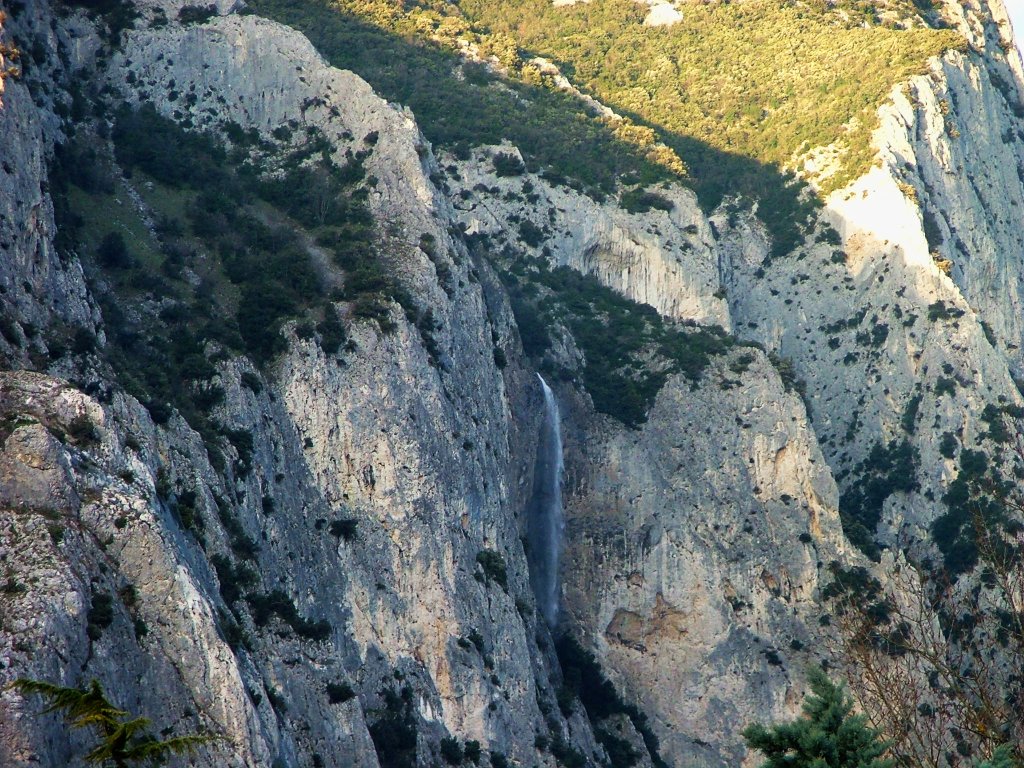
xmin=250 ymin=0 xmax=963 ymax=254
xmin=837 ymin=439 xmax=919 ymax=560
xmin=482 ymin=240 xmax=737 ymax=427
xmin=555 ymin=635 xmax=669 ymax=768
xmin=743 ymin=667 xmax=894 ymax=768
xmin=50 ymin=101 xmax=425 ymax=463
xmin=247 ymin=0 xmax=677 ymax=197
xmin=744 ymin=666 xmax=1022 ymax=767
xmin=461 ymin=0 xmax=962 ymax=250
xmin=460 ymin=0 xmax=963 ymax=195
xmin=8 ymin=678 xmax=214 ymax=766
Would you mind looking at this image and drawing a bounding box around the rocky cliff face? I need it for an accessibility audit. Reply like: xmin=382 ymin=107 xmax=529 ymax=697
xmin=1 ymin=0 xmax=1023 ymax=767
xmin=0 ymin=4 xmax=585 ymax=767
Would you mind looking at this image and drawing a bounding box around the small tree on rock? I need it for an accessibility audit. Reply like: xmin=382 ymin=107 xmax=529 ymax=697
xmin=743 ymin=667 xmax=893 ymax=768
xmin=8 ymin=677 xmax=215 ymax=767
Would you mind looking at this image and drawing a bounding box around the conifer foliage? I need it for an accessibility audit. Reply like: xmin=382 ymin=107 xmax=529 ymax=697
xmin=975 ymin=745 xmax=1020 ymax=768
xmin=7 ymin=678 xmax=215 ymax=766
xmin=742 ymin=667 xmax=893 ymax=768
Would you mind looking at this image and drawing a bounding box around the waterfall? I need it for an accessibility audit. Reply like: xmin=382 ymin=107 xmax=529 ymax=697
xmin=526 ymin=374 xmax=565 ymax=627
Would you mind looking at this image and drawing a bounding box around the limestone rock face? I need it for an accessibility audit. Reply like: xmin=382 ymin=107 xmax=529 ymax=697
xmin=560 ymin=351 xmax=848 ymax=766
xmin=0 ymin=7 xmax=581 ymax=768
xmin=871 ymin=2 xmax=1024 ymax=376
xmin=712 ymin=0 xmax=1024 ymax=544
xmin=3 ymin=0 xmax=1024 ymax=766
xmin=447 ymin=146 xmax=730 ymax=329
xmin=0 ymin=7 xmax=92 ymax=360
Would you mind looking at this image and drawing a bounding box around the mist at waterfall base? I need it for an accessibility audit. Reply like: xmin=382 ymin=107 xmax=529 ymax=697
xmin=526 ymin=375 xmax=565 ymax=628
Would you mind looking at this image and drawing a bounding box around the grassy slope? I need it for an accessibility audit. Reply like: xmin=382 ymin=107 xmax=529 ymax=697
xmin=458 ymin=0 xmax=965 ymax=197
xmin=248 ymin=0 xmax=676 ymax=196
xmin=249 ymin=0 xmax=962 ymax=253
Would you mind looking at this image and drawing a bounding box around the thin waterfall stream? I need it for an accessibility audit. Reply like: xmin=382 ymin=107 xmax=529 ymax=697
xmin=526 ymin=374 xmax=565 ymax=627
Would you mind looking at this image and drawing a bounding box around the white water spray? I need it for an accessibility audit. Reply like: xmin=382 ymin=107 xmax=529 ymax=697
xmin=527 ymin=374 xmax=565 ymax=627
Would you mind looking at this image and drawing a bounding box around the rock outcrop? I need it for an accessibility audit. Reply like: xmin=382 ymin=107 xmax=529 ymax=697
xmin=1 ymin=0 xmax=1023 ymax=766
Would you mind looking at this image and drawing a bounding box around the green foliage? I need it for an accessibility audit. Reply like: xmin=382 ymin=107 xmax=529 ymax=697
xmin=555 ymin=635 xmax=669 ymax=768
xmin=838 ymin=440 xmax=919 ymax=561
xmin=326 ymin=681 xmax=356 ymax=704
xmin=328 ymin=518 xmax=358 ymax=541
xmin=550 ymin=735 xmax=586 ymax=768
xmin=216 ymin=500 xmax=260 ymax=560
xmin=596 ymin=725 xmax=641 ymax=768
xmin=51 ymin=103 xmax=404 ymax=460
xmin=495 ymin=254 xmax=736 ymax=427
xmin=246 ymin=589 xmax=332 ymax=641
xmin=821 ymin=563 xmax=892 ymax=626
xmin=247 ymin=0 xmax=674 ymax=197
xmin=900 ymin=392 xmax=922 ymax=434
xmin=96 ymin=232 xmax=134 ymax=269
xmin=517 ymin=219 xmax=546 ymax=247
xmin=742 ymin=667 xmax=893 ymax=768
xmin=61 ymin=0 xmax=139 ymax=44
xmin=440 ymin=736 xmax=464 ymax=765
xmin=619 ymin=188 xmax=673 ymax=215
xmin=931 ymin=447 xmax=1023 ymax=575
xmin=934 ymin=376 xmax=957 ymax=397
xmin=251 ymin=0 xmax=960 ymax=255
xmin=178 ymin=4 xmax=217 ymax=24
xmin=113 ymin=106 xmax=231 ymax=190
xmin=457 ymin=0 xmax=963 ymax=250
xmin=980 ymin=403 xmax=1020 ymax=445
xmin=475 ymin=549 xmax=508 ymax=590
xmin=210 ymin=553 xmax=257 ymax=605
xmin=973 ymin=745 xmax=1020 ymax=768
xmin=87 ymin=592 xmax=115 ymax=641
xmin=369 ymin=686 xmax=418 ymax=768
xmin=939 ymin=431 xmax=958 ymax=459
xmin=7 ymin=677 xmax=214 ymax=766
xmin=927 ymin=300 xmax=965 ymax=322
xmin=492 ymin=152 xmax=525 ymax=177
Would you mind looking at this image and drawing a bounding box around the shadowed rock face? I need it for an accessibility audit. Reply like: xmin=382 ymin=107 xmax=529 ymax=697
xmin=1 ymin=0 xmax=1023 ymax=766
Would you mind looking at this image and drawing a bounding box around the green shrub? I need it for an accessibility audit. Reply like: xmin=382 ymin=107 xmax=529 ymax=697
xmin=178 ymin=4 xmax=217 ymax=24
xmin=328 ymin=518 xmax=358 ymax=541
xmin=555 ymin=635 xmax=669 ymax=768
xmin=620 ymin=188 xmax=673 ymax=214
xmin=369 ymin=687 xmax=418 ymax=768
xmin=935 ymin=376 xmax=957 ymax=397
xmin=96 ymin=232 xmax=134 ymax=269
xmin=476 ymin=549 xmax=508 ymax=590
xmin=498 ymin=261 xmax=736 ymax=427
xmin=900 ymin=393 xmax=922 ymax=434
xmin=492 ymin=152 xmax=525 ymax=177
xmin=927 ymin=300 xmax=964 ymax=322
xmin=930 ymin=448 xmax=1021 ymax=575
xmin=326 ymin=681 xmax=356 ymax=704
xmin=246 ymin=589 xmax=332 ymax=641
xmin=211 ymin=553 xmax=257 ymax=605
xmin=518 ymin=219 xmax=546 ymax=247
xmin=440 ymin=736 xmax=464 ymax=765
xmin=743 ymin=667 xmax=892 ymax=768
xmin=86 ymin=592 xmax=115 ymax=641
xmin=838 ymin=439 xmax=919 ymax=560
xmin=247 ymin=0 xmax=673 ymax=198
